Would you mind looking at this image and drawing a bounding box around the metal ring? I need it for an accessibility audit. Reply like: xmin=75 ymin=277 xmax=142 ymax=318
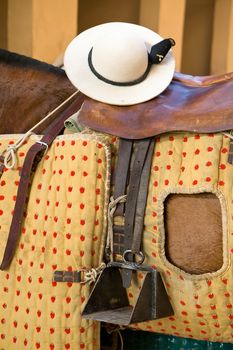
xmin=122 ymin=250 xmax=145 ymax=265
xmin=36 ymin=141 xmax=49 ymax=153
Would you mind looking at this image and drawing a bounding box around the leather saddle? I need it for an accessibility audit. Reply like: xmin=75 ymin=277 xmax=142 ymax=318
xmin=81 ymin=70 xmax=233 ymax=326
xmin=79 ymin=71 xmax=233 ymax=139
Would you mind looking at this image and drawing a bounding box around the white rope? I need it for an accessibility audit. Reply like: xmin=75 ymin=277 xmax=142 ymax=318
xmin=24 ymin=90 xmax=79 ymax=135
xmin=106 ymin=325 xmax=125 ymax=350
xmin=106 ymin=195 xmax=127 ymax=261
xmin=83 ymin=262 xmax=106 ymax=285
xmin=118 ymin=330 xmax=124 ymax=350
xmin=1 ymin=90 xmax=79 ymax=169
xmin=3 ymin=131 xmax=34 ymax=169
xmin=223 ymin=132 xmax=233 ymax=140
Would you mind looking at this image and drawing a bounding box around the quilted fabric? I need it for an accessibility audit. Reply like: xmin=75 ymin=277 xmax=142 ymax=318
xmin=127 ymin=132 xmax=233 ymax=342
xmin=0 ymin=134 xmax=111 ymax=350
xmin=2 ymin=129 xmax=233 ymax=346
xmin=96 ymin=131 xmax=233 ymax=343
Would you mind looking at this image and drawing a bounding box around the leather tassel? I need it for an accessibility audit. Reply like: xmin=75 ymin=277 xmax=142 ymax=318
xmin=149 ymin=38 xmax=175 ymax=64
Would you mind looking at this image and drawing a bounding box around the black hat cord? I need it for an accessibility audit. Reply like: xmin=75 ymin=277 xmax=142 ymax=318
xmin=88 ymin=38 xmax=175 ymax=87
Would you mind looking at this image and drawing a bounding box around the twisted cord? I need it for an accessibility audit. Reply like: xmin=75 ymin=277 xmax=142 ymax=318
xmin=106 ymin=195 xmax=127 ymax=261
xmin=83 ymin=262 xmax=106 ymax=285
xmin=3 ymin=131 xmax=34 ymax=169
xmin=105 ymin=324 xmax=125 ymax=350
xmin=1 ymin=90 xmax=79 ymax=169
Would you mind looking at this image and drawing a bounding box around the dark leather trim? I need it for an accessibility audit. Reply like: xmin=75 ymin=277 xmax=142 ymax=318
xmin=0 ymin=93 xmax=85 ymax=270
xmin=53 ymin=270 xmax=82 ymax=283
xmin=132 ymin=140 xmax=155 ymax=253
xmin=78 ymin=71 xmax=233 ymax=139
xmin=112 ymin=139 xmax=133 ymax=256
xmin=228 ymin=140 xmax=233 ymax=164
xmin=123 ymin=140 xmax=152 ymax=253
xmin=113 ymin=139 xmax=133 ymax=216
xmin=121 ymin=139 xmax=154 ymax=287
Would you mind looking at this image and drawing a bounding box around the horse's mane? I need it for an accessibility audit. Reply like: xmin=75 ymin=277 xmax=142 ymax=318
xmin=0 ymin=48 xmax=65 ymax=76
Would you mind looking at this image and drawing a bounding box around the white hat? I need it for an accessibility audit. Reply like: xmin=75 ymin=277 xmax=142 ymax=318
xmin=64 ymin=22 xmax=175 ymax=106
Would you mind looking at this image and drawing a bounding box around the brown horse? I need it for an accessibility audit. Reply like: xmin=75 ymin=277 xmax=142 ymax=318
xmin=0 ymin=48 xmax=75 ymax=134
xmin=0 ymin=48 xmax=222 ymax=275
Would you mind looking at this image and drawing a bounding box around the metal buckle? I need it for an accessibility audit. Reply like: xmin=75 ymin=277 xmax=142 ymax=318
xmin=122 ymin=250 xmax=145 ymax=265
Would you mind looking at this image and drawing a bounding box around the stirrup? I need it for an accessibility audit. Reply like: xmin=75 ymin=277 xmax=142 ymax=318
xmin=82 ymin=261 xmax=174 ymax=325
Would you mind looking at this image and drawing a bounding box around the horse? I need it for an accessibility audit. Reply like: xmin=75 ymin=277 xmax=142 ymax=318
xmin=0 ymin=48 xmax=222 ymax=277
xmin=1 ymin=48 xmax=228 ymax=350
xmin=0 ymin=48 xmax=75 ymax=134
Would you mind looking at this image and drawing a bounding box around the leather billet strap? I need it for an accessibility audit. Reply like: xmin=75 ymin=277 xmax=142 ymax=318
xmin=122 ymin=140 xmax=154 ymax=288
xmin=123 ymin=139 xmax=153 ymax=253
xmin=112 ymin=137 xmax=155 ymax=287
xmin=112 ymin=139 xmax=133 ymax=255
xmin=122 ymin=139 xmax=155 ymax=287
xmin=0 ymin=93 xmax=85 ymax=270
xmin=228 ymin=139 xmax=233 ymax=164
xmin=53 ymin=270 xmax=82 ymax=283
xmin=131 ymin=140 xmax=155 ymax=253
xmin=113 ymin=139 xmax=133 ymax=216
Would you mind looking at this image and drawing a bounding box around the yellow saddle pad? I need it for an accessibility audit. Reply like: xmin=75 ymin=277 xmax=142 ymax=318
xmin=0 ymin=133 xmax=111 ymax=350
xmin=89 ymin=130 xmax=233 ymax=343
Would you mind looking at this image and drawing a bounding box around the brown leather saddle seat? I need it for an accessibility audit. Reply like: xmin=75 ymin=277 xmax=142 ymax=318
xmin=79 ymin=71 xmax=233 ymax=139
xmin=80 ymin=71 xmax=233 ymax=325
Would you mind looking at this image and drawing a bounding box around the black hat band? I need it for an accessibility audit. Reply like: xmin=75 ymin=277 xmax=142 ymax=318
xmin=88 ymin=38 xmax=175 ymax=87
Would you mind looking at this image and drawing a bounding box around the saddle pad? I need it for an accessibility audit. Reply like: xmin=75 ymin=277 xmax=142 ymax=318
xmin=96 ymin=130 xmax=233 ymax=343
xmin=128 ymin=132 xmax=233 ymax=342
xmin=0 ymin=134 xmax=111 ymax=350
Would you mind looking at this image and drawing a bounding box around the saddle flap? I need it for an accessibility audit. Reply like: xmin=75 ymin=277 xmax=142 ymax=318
xmin=82 ymin=263 xmax=173 ymax=325
xmin=78 ymin=72 xmax=233 ymax=139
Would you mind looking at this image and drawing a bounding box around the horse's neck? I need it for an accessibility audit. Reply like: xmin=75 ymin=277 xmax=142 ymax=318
xmin=0 ymin=54 xmax=75 ymax=134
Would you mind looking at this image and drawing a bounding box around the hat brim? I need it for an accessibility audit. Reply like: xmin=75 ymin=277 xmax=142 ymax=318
xmin=64 ymin=22 xmax=175 ymax=106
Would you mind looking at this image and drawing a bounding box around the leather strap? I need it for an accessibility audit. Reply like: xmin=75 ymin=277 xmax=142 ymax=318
xmin=112 ymin=139 xmax=133 ymax=256
xmin=228 ymin=139 xmax=233 ymax=164
xmin=112 ymin=138 xmax=155 ymax=261
xmin=123 ymin=139 xmax=152 ymax=253
xmin=113 ymin=139 xmax=133 ymax=216
xmin=0 ymin=93 xmax=85 ymax=270
xmin=121 ymin=139 xmax=153 ymax=287
xmin=53 ymin=270 xmax=82 ymax=283
xmin=112 ymin=225 xmax=125 ymax=256
xmin=131 ymin=139 xmax=155 ymax=253
xmin=0 ymin=155 xmax=4 ymax=177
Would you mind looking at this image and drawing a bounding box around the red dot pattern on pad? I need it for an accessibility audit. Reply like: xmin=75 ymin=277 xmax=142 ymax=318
xmin=0 ymin=136 xmax=108 ymax=349
xmin=126 ymin=132 xmax=233 ymax=342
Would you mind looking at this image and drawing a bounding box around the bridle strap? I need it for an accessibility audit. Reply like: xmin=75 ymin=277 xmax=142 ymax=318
xmin=0 ymin=93 xmax=85 ymax=270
